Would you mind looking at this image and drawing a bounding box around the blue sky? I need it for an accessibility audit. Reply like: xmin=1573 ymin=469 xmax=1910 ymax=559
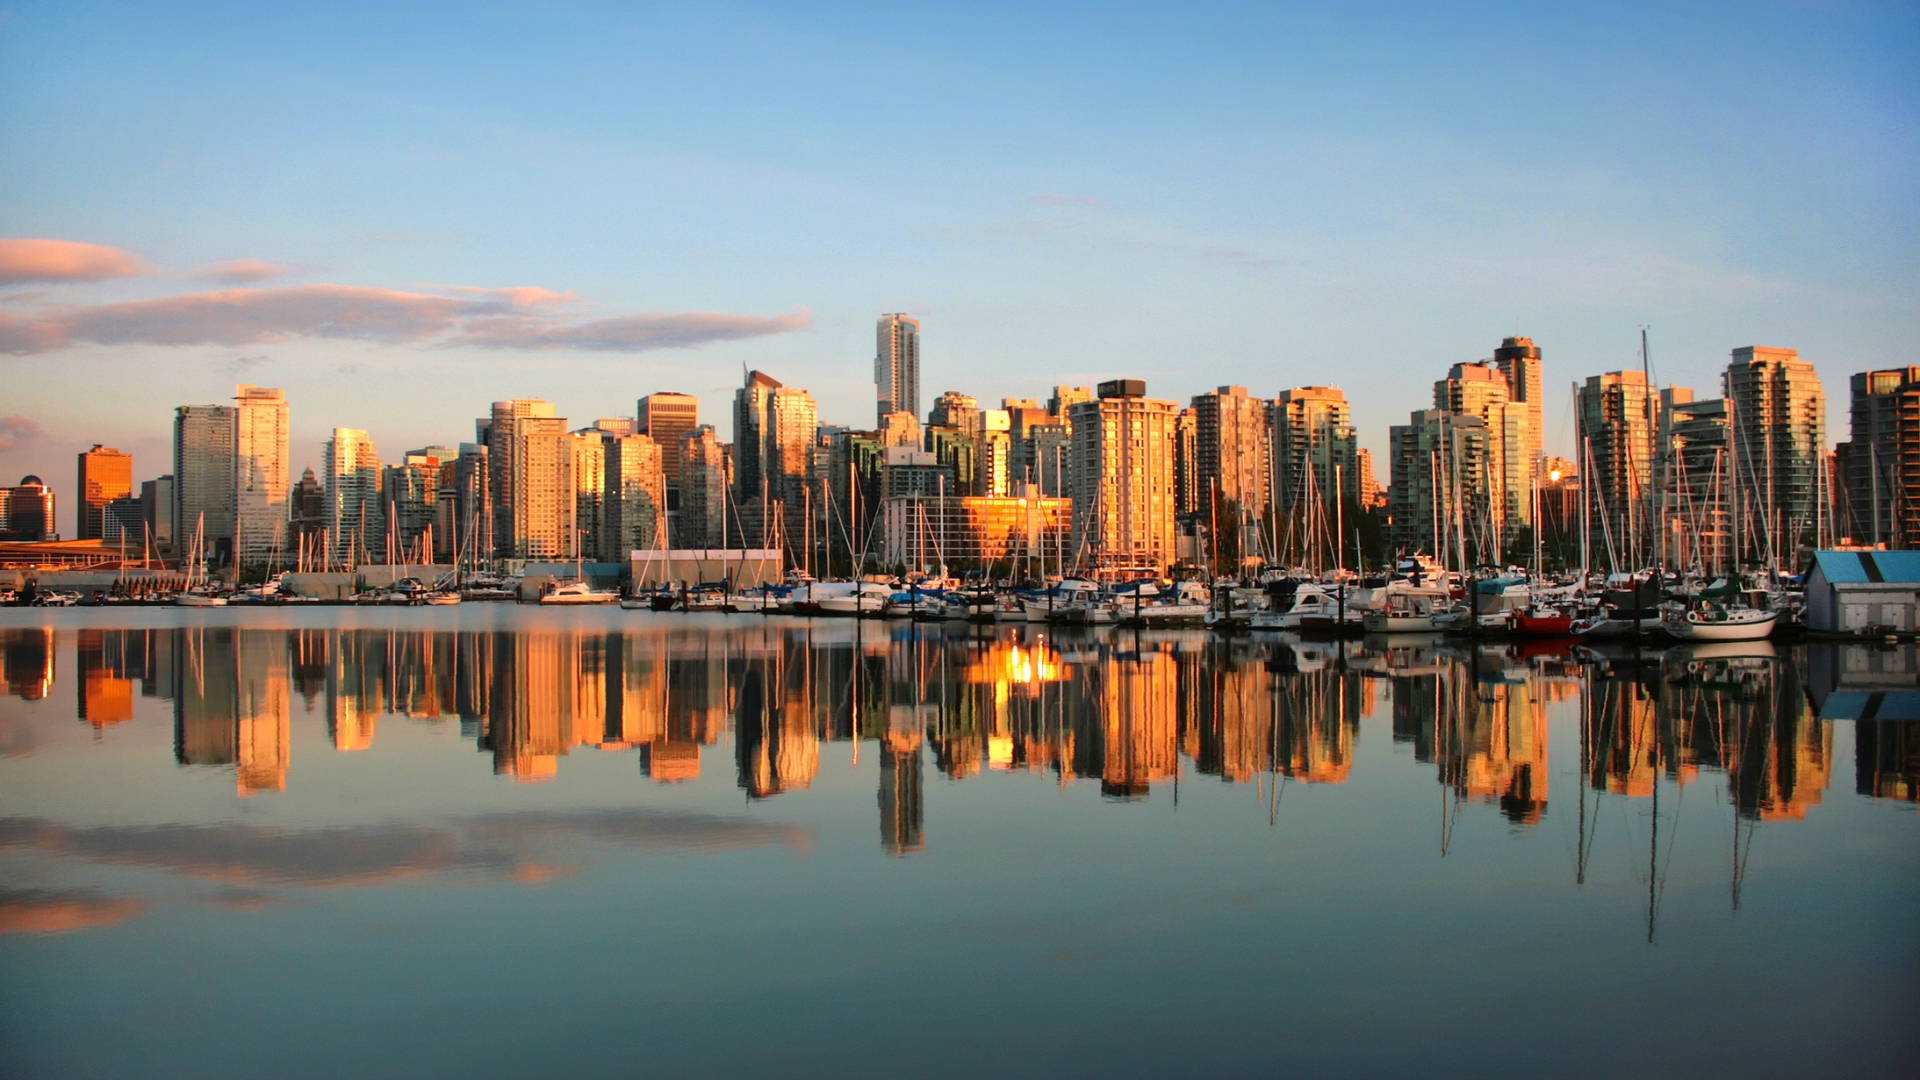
xmin=2 ymin=1 xmax=1915 ymax=534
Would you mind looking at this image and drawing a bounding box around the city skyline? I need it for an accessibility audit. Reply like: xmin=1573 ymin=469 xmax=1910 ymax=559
xmin=3 ymin=4 xmax=1914 ymax=533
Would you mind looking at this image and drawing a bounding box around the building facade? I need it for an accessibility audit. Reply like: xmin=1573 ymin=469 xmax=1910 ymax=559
xmin=875 ymin=313 xmax=921 ymax=426
xmin=76 ymin=444 xmax=132 ymax=542
xmin=1192 ymin=386 xmax=1271 ymax=514
xmin=233 ymin=385 xmax=290 ymax=569
xmin=1837 ymin=366 xmax=1920 ymax=547
xmin=173 ymin=404 xmax=237 ymax=563
xmin=1577 ymin=370 xmax=1656 ymax=570
xmin=677 ymin=426 xmax=731 ymax=549
xmin=1724 ymin=346 xmax=1824 ymax=558
xmin=323 ymin=428 xmax=383 ymax=566
xmin=1067 ymin=380 xmax=1179 ymax=573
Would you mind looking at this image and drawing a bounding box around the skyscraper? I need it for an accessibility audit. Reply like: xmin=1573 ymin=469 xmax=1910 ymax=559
xmin=76 ymin=444 xmax=132 ymax=541
xmin=570 ymin=433 xmax=606 ymax=560
xmin=323 ymin=428 xmax=382 ymax=566
xmin=510 ymin=412 xmax=572 ymax=560
xmin=733 ymin=371 xmax=782 ymax=505
xmin=482 ymin=399 xmax=555 ymax=558
xmin=875 ymin=313 xmax=920 ymax=426
xmin=603 ymin=433 xmax=667 ymax=559
xmin=1493 ymin=336 xmax=1544 ymax=475
xmin=1192 ymin=386 xmax=1271 ymax=513
xmin=233 ymin=385 xmax=290 ymax=569
xmin=1434 ymin=361 xmax=1529 ymax=535
xmin=677 ymin=426 xmax=730 ymax=548
xmin=1836 ymin=367 xmax=1920 ymax=547
xmin=1724 ymin=346 xmax=1825 ymax=557
xmin=1388 ymin=409 xmax=1496 ymax=565
xmin=1272 ymin=386 xmax=1359 ymax=516
xmin=1577 ymin=370 xmax=1657 ymax=569
xmin=638 ymin=392 xmax=698 ymax=535
xmin=0 ymin=476 xmax=55 ymax=541
xmin=1067 ymin=380 xmax=1179 ymax=572
xmin=173 ymin=404 xmax=236 ymax=563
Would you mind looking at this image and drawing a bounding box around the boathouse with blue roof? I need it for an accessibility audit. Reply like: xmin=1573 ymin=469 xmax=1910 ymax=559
xmin=1803 ymin=550 xmax=1920 ymax=634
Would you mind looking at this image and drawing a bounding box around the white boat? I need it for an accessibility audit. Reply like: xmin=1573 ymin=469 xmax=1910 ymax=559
xmin=175 ymin=588 xmax=226 ymax=608
xmin=1664 ymin=606 xmax=1777 ymax=642
xmin=538 ymin=580 xmax=619 ymax=605
xmin=33 ymin=589 xmax=82 ymax=607
xmin=817 ymin=581 xmax=895 ymax=616
xmin=423 ymin=592 xmax=461 ymax=605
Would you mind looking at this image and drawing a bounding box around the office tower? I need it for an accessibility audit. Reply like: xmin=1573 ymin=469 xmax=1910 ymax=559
xmin=1658 ymin=388 xmax=1732 ymax=571
xmin=76 ymin=444 xmax=132 ymax=541
xmin=1173 ymin=407 xmax=1199 ymax=517
xmin=882 ymin=446 xmax=953 ymax=498
xmin=875 ymin=313 xmax=921 ymax=426
xmin=1836 ymin=367 xmax=1920 ymax=546
xmin=877 ymin=411 xmax=920 ymax=449
xmin=1192 ymin=386 xmax=1271 ymax=514
xmin=287 ymin=467 xmax=324 ymax=553
xmin=0 ymin=476 xmax=55 ymax=541
xmin=733 ymin=371 xmax=782 ymax=505
xmin=173 ymin=404 xmax=236 ymax=561
xmin=482 ymin=399 xmax=556 ymax=558
xmin=510 ymin=413 xmax=573 ymax=560
xmin=452 ymin=444 xmax=490 ymax=560
xmin=570 ymin=433 xmax=605 ymax=561
xmin=1493 ymin=336 xmax=1544 ymax=474
xmin=1576 ymin=370 xmax=1657 ymax=569
xmin=323 ymin=428 xmax=383 ymax=566
xmin=603 ymin=433 xmax=666 ymax=559
xmin=101 ymin=496 xmax=144 ymax=544
xmin=141 ymin=475 xmax=174 ymax=547
xmin=1048 ymin=385 xmax=1094 ymax=420
xmin=678 ymin=426 xmax=730 ymax=548
xmin=764 ymin=388 xmax=818 ymax=553
xmin=1724 ymin=346 xmax=1825 ymax=556
xmin=233 ymin=385 xmax=290 ymax=569
xmin=1016 ymin=421 xmax=1071 ymax=498
xmin=638 ymin=392 xmax=698 ymax=533
xmin=977 ymin=408 xmax=1012 ymax=497
xmin=382 ymin=448 xmax=452 ymax=562
xmin=1272 ymin=386 xmax=1360 ymax=516
xmin=1067 ymin=380 xmax=1179 ymax=571
xmin=823 ymin=428 xmax=886 ymax=567
xmin=1388 ymin=410 xmax=1495 ymax=564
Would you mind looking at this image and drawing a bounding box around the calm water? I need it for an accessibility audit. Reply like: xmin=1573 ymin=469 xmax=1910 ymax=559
xmin=1 ymin=607 xmax=1915 ymax=1079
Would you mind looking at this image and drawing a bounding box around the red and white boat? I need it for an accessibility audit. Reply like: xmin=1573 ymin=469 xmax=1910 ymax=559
xmin=1507 ymin=605 xmax=1576 ymax=636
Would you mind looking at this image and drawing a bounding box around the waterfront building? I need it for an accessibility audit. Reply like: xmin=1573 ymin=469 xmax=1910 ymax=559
xmin=928 ymin=391 xmax=981 ymax=437
xmin=677 ymin=426 xmax=730 ymax=549
xmin=1172 ymin=407 xmax=1199 ymax=518
xmin=173 ymin=404 xmax=236 ymax=562
xmin=1724 ymin=346 xmax=1825 ymax=558
xmin=481 ymin=399 xmax=561 ymax=560
xmin=926 ymin=425 xmax=980 ymax=498
xmin=875 ymin=314 xmax=921 ymax=426
xmin=978 ymin=409 xmax=1012 ymax=498
xmin=1576 ymin=370 xmax=1657 ymax=571
xmin=602 ymin=433 xmax=667 ymax=560
xmin=452 ymin=444 xmax=489 ymax=560
xmin=76 ymin=444 xmax=132 ymax=541
xmin=881 ymin=486 xmax=1069 ymax=574
xmin=877 ymin=410 xmax=920 ymax=449
xmin=1272 ymin=387 xmax=1360 ymax=560
xmin=570 ymin=433 xmax=606 ymax=561
xmin=1435 ymin=361 xmax=1530 ymax=537
xmin=1014 ymin=420 xmax=1071 ymax=498
xmin=1355 ymin=449 xmax=1381 ymax=508
xmin=383 ymin=447 xmax=454 ymax=562
xmin=732 ymin=370 xmax=782 ymax=506
xmin=101 ymin=496 xmax=144 ymax=544
xmin=1388 ymin=410 xmax=1496 ymax=565
xmin=1193 ymin=386 xmax=1271 ymax=514
xmin=1067 ymin=380 xmax=1179 ymax=573
xmin=1657 ymin=389 xmax=1732 ymax=572
xmin=1836 ymin=366 xmax=1920 ymax=546
xmin=639 ymin=392 xmax=697 ymax=538
xmin=323 ymin=428 xmax=383 ymax=566
xmin=233 ymin=385 xmax=290 ymax=569
xmin=882 ymin=446 xmax=953 ymax=499
xmin=287 ymin=468 xmax=323 ymax=554
xmin=1493 ymin=336 xmax=1545 ymax=477
xmin=141 ymin=475 xmax=174 ymax=547
xmin=0 ymin=476 xmax=55 ymax=541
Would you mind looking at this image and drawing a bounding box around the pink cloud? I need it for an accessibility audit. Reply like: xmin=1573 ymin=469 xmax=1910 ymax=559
xmin=0 ymin=415 xmax=44 ymax=452
xmin=194 ymin=259 xmax=292 ymax=285
xmin=0 ymin=239 xmax=148 ymax=285
xmin=0 ymin=283 xmax=809 ymax=355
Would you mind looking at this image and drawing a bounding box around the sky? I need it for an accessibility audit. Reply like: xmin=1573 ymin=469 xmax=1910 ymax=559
xmin=2 ymin=0 xmax=1915 ymax=536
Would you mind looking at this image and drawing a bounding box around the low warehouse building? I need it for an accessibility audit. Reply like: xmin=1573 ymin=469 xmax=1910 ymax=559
xmin=1804 ymin=550 xmax=1920 ymax=634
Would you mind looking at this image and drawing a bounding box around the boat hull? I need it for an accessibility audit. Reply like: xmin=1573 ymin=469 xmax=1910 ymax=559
xmin=1667 ymin=611 xmax=1777 ymax=641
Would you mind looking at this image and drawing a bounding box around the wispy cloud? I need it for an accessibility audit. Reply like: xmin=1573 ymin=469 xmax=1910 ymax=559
xmin=0 ymin=283 xmax=808 ymax=355
xmin=1028 ymin=194 xmax=1103 ymax=207
xmin=0 ymin=415 xmax=44 ymax=452
xmin=0 ymin=239 xmax=148 ymax=285
xmin=194 ymin=258 xmax=293 ymax=285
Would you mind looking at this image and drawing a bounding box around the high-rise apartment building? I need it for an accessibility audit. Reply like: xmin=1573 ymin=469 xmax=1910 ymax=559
xmin=76 ymin=444 xmax=132 ymax=541
xmin=677 ymin=426 xmax=731 ymax=548
xmin=1272 ymin=386 xmax=1359 ymax=516
xmin=875 ymin=314 xmax=921 ymax=426
xmin=1435 ymin=361 xmax=1529 ymax=536
xmin=233 ymin=385 xmax=290 ymax=568
xmin=1658 ymin=389 xmax=1732 ymax=571
xmin=1577 ymin=370 xmax=1657 ymax=569
xmin=603 ymin=433 xmax=667 ymax=559
xmin=1493 ymin=336 xmax=1544 ymax=474
xmin=452 ymin=444 xmax=490 ymax=560
xmin=1724 ymin=346 xmax=1824 ymax=556
xmin=511 ymin=413 xmax=572 ymax=560
xmin=0 ymin=476 xmax=55 ymax=541
xmin=1836 ymin=367 xmax=1920 ymax=547
xmin=1173 ymin=408 xmax=1199 ymax=517
xmin=1388 ymin=410 xmax=1495 ymax=565
xmin=323 ymin=428 xmax=383 ymax=566
xmin=482 ymin=399 xmax=555 ymax=558
xmin=1192 ymin=386 xmax=1271 ymax=514
xmin=141 ymin=475 xmax=174 ymax=547
xmin=1067 ymin=380 xmax=1179 ymax=572
xmin=173 ymin=404 xmax=236 ymax=563
xmin=570 ymin=433 xmax=606 ymax=561
xmin=383 ymin=447 xmax=454 ymax=562
xmin=638 ymin=393 xmax=698 ymax=537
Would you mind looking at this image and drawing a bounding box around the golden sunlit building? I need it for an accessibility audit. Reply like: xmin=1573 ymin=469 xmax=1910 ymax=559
xmin=77 ymin=628 xmax=135 ymax=727
xmin=235 ymin=631 xmax=290 ymax=794
xmin=1098 ymin=647 xmax=1181 ymax=798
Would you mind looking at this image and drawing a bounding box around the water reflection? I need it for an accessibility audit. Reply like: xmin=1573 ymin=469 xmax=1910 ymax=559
xmin=5 ymin=624 xmax=1914 ymax=854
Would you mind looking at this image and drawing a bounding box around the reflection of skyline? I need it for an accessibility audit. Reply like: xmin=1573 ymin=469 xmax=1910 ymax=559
xmin=0 ymin=628 xmax=1887 ymax=833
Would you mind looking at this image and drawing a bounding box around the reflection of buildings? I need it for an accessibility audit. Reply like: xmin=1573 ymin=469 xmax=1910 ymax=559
xmin=328 ymin=631 xmax=384 ymax=753
xmin=234 ymin=630 xmax=290 ymax=794
xmin=1660 ymin=653 xmax=1831 ymax=821
xmin=1097 ymin=648 xmax=1180 ymax=798
xmin=2 ymin=627 xmax=55 ymax=701
xmin=1442 ymin=671 xmax=1548 ymax=823
xmin=734 ymin=654 xmax=819 ymax=798
xmin=1856 ymin=721 xmax=1919 ymax=801
xmin=175 ymin=628 xmax=237 ymax=765
xmin=879 ymin=732 xmax=924 ymax=856
xmin=76 ymin=628 xmax=136 ymax=727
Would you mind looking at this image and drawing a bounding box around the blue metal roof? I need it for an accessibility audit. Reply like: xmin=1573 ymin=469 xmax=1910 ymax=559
xmin=1811 ymin=549 xmax=1920 ymax=584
